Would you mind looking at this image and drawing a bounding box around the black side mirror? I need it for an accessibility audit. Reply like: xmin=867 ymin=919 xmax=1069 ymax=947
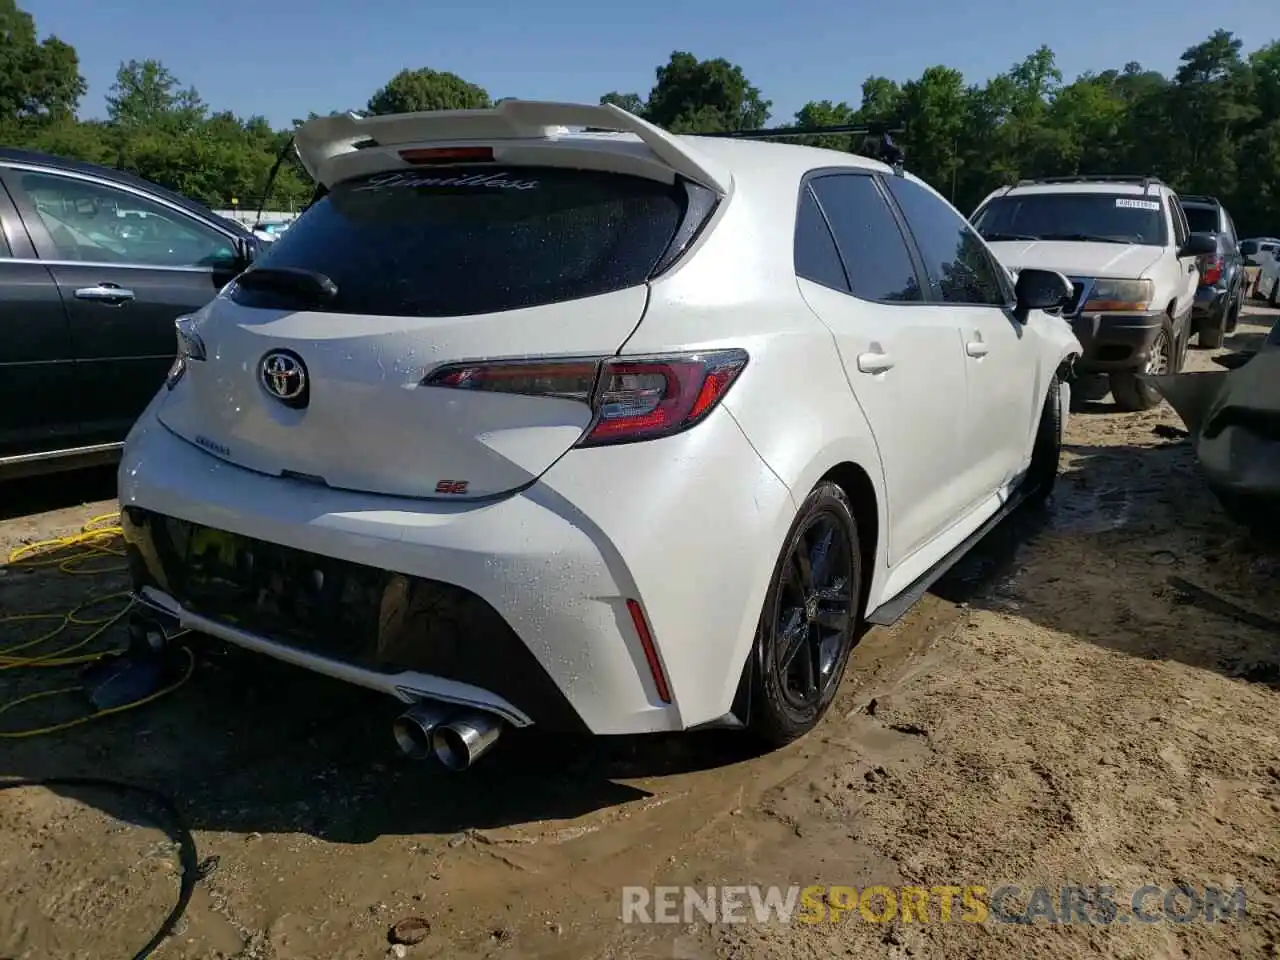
xmin=1180 ymin=232 xmax=1217 ymax=257
xmin=1013 ymin=268 xmax=1073 ymax=323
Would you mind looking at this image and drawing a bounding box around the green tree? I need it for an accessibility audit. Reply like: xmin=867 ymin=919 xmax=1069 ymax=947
xmin=897 ymin=66 xmax=968 ymax=202
xmin=366 ymin=68 xmax=491 ymax=115
xmin=643 ymin=52 xmax=771 ymax=133
xmin=791 ymin=100 xmax=857 ymax=150
xmin=5 ymin=5 xmax=1280 ymax=240
xmin=1166 ymin=30 xmax=1258 ymax=196
xmin=855 ymin=77 xmax=903 ymax=126
xmin=600 ymin=91 xmax=645 ymax=115
xmin=0 ymin=0 xmax=85 ymax=121
xmin=106 ymin=59 xmax=206 ymax=132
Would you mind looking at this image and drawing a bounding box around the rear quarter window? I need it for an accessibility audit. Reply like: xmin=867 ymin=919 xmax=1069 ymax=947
xmin=233 ymin=166 xmax=689 ymax=317
xmin=1181 ymin=204 xmax=1219 ymax=235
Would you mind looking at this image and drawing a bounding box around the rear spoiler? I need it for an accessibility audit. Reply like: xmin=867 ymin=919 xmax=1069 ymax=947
xmin=293 ymin=100 xmax=732 ymax=196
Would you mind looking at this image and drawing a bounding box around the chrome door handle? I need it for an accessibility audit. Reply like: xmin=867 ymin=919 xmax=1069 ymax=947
xmin=75 ymin=284 xmax=135 ymax=303
xmin=856 ymin=351 xmax=896 ymax=374
xmin=965 ymin=340 xmax=990 ymax=358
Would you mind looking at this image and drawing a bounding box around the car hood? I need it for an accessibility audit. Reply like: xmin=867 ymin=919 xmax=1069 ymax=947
xmin=986 ymin=240 xmax=1163 ymax=280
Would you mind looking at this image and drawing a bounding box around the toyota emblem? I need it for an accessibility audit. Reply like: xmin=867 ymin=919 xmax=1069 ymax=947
xmin=260 ymin=350 xmax=308 ymax=406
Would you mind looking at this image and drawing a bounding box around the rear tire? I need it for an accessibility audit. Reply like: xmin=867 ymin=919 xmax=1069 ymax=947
xmin=1110 ymin=316 xmax=1174 ymax=412
xmin=1024 ymin=374 xmax=1063 ymax=502
xmin=1225 ymin=294 xmax=1240 ymax=335
xmin=1199 ymin=310 xmax=1226 ymax=349
xmin=748 ymin=482 xmax=861 ymax=748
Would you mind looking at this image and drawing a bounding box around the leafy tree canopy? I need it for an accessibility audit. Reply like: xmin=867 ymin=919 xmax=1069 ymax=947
xmin=0 ymin=4 xmax=1276 ymax=233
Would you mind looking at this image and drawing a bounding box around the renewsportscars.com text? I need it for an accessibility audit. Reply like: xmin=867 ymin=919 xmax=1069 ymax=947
xmin=621 ymin=884 xmax=1247 ymax=925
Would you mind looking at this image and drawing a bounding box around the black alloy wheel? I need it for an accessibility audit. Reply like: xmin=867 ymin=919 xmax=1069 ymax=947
xmin=749 ymin=482 xmax=861 ymax=746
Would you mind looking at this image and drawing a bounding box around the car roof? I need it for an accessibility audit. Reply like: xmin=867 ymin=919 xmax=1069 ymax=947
xmin=1178 ymin=195 xmax=1221 ymax=207
xmin=677 ymin=135 xmax=891 ymax=177
xmin=999 ymin=181 xmax=1167 ymax=198
xmin=0 ymin=146 xmax=250 ymax=236
xmin=671 ymin=135 xmax=927 ymax=204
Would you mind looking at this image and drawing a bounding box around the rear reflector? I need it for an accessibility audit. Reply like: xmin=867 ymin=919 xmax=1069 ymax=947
xmin=627 ymin=599 xmax=671 ymax=703
xmin=399 ymin=146 xmax=495 ymax=165
xmin=422 ymin=349 xmax=748 ymax=445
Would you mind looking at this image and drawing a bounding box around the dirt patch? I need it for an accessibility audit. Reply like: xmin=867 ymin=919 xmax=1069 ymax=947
xmin=1 ymin=313 xmax=1278 ymax=960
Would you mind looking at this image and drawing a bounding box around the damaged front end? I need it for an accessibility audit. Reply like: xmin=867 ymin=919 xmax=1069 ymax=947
xmin=1143 ymin=335 xmax=1280 ymax=540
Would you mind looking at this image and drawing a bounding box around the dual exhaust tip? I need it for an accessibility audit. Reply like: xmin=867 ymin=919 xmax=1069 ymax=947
xmin=392 ymin=701 xmax=504 ymax=771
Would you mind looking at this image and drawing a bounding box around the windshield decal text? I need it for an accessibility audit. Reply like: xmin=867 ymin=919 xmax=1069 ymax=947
xmin=1115 ymin=198 xmax=1160 ymax=211
xmin=354 ymin=171 xmax=540 ymax=192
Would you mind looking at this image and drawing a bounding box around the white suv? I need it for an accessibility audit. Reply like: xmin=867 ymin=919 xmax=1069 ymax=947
xmin=972 ymin=176 xmax=1217 ymax=411
xmin=118 ymin=100 xmax=1080 ymax=769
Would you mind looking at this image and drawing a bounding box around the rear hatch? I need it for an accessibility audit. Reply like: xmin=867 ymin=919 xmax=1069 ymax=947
xmin=156 ymin=162 xmax=700 ymax=500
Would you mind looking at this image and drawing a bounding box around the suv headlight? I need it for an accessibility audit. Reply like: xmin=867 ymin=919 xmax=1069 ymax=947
xmin=1081 ymin=278 xmax=1154 ymax=313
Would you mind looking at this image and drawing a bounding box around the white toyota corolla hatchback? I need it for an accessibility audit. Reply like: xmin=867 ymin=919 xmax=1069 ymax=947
xmin=118 ymin=100 xmax=1082 ymax=769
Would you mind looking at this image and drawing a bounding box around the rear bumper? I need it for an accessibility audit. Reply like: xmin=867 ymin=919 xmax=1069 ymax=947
xmin=1068 ymin=310 xmax=1165 ymax=374
xmin=118 ymin=398 xmax=796 ymax=736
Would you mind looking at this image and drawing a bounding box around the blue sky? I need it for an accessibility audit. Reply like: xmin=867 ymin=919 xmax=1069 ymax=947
xmin=26 ymin=0 xmax=1279 ymax=130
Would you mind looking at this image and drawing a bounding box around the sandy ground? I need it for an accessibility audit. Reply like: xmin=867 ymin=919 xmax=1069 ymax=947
xmin=1 ymin=309 xmax=1278 ymax=960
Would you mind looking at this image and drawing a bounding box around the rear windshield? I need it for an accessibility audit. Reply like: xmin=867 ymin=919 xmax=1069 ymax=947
xmin=233 ymin=166 xmax=687 ymax=317
xmin=973 ymin=193 xmax=1168 ymax=247
xmin=1181 ymin=204 xmax=1219 ymax=234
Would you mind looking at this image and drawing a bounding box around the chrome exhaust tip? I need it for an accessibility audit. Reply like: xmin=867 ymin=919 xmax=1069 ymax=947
xmin=392 ymin=701 xmax=454 ymax=760
xmin=431 ymin=711 xmax=504 ymax=771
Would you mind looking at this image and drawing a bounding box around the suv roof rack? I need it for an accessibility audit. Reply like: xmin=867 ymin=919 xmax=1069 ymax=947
xmin=700 ymin=123 xmax=909 ymax=175
xmin=1177 ymin=194 xmax=1220 ymax=205
xmin=1015 ymin=174 xmax=1167 ymax=195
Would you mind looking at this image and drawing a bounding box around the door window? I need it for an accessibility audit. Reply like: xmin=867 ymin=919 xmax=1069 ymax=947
xmin=883 ymin=176 xmax=1009 ymax=306
xmin=808 ymin=173 xmax=922 ymax=302
xmin=12 ymin=171 xmax=236 ymax=268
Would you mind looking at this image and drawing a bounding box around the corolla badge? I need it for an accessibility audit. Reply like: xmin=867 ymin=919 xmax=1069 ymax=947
xmin=260 ymin=350 xmax=308 ymax=405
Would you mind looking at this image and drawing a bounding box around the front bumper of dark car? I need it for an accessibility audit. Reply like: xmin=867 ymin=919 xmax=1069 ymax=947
xmin=1068 ymin=310 xmax=1167 ymax=374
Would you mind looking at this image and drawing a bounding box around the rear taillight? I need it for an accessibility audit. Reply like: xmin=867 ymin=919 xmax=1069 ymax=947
xmin=422 ymin=350 xmax=748 ymax=445
xmin=165 ymin=316 xmax=206 ymax=389
xmin=1201 ymin=256 xmax=1224 ymax=285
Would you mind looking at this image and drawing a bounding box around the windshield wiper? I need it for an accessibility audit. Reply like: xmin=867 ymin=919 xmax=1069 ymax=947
xmin=235 ymin=267 xmax=338 ymax=302
xmin=981 ymin=231 xmax=1041 ymax=241
xmin=1041 ymin=233 xmax=1130 ymax=244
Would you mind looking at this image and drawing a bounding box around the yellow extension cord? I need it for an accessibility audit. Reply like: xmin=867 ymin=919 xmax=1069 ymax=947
xmin=0 ymin=512 xmax=194 ymax=738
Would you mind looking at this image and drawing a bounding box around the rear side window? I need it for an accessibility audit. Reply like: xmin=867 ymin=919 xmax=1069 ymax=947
xmin=1181 ymin=204 xmax=1218 ymax=235
xmin=793 ymin=186 xmax=849 ymax=291
xmin=809 ymin=174 xmax=922 ymax=302
xmin=234 ymin=166 xmax=688 ymax=317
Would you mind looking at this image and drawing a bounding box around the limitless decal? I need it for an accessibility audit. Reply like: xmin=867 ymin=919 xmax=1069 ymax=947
xmin=355 ymin=171 xmax=540 ymax=192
